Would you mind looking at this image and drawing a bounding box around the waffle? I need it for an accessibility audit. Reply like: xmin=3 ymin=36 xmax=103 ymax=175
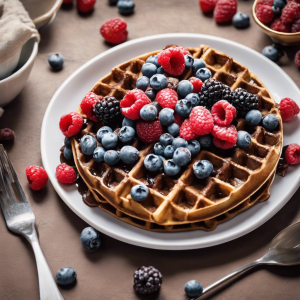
xmin=71 ymin=45 xmax=283 ymax=231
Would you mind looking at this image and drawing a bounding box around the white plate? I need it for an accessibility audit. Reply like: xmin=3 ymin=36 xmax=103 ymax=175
xmin=41 ymin=34 xmax=300 ymax=250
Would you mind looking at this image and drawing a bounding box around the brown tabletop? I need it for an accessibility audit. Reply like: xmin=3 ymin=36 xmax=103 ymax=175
xmin=1 ymin=1 xmax=300 ymax=299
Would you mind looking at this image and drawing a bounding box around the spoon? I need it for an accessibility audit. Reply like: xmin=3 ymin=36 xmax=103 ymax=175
xmin=192 ymin=221 xmax=300 ymax=299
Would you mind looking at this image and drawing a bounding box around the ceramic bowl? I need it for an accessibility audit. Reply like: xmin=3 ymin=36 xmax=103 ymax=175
xmin=0 ymin=38 xmax=38 ymax=107
xmin=0 ymin=49 xmax=22 ymax=80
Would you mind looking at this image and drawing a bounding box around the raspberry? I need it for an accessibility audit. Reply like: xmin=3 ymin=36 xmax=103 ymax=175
xmin=77 ymin=0 xmax=95 ymax=13
xmin=211 ymin=124 xmax=238 ymax=144
xmin=214 ymin=0 xmax=237 ymax=23
xmin=59 ymin=112 xmax=83 ymax=138
xmin=285 ymin=143 xmax=300 ymax=165
xmin=136 ymin=120 xmax=163 ymax=143
xmin=157 ymin=48 xmax=185 ymax=76
xmin=256 ymin=5 xmax=274 ymax=24
xmin=270 ymin=18 xmax=291 ymax=32
xmin=179 ymin=119 xmax=199 ymax=141
xmin=189 ymin=106 xmax=214 ymax=136
xmin=291 ymin=19 xmax=300 ymax=32
xmin=174 ymin=114 xmax=183 ymax=127
xmin=26 ymin=166 xmax=48 ymax=191
xmin=200 ymin=0 xmax=218 ymax=13
xmin=211 ymin=100 xmax=236 ymax=126
xmin=80 ymin=92 xmax=102 ymax=122
xmin=100 ymin=18 xmax=128 ymax=44
xmin=177 ymin=47 xmax=191 ymax=56
xmin=189 ymin=77 xmax=203 ymax=93
xmin=156 ymin=88 xmax=178 ymax=109
xmin=279 ymin=98 xmax=300 ymax=121
xmin=295 ymin=50 xmax=300 ymax=68
xmin=0 ymin=128 xmax=15 ymax=142
xmin=121 ymin=89 xmax=151 ymax=120
xmin=281 ymin=2 xmax=300 ymax=24
xmin=213 ymin=136 xmax=236 ymax=149
xmin=56 ymin=164 xmax=77 ymax=184
xmin=63 ymin=0 xmax=73 ymax=4
xmin=257 ymin=0 xmax=273 ymax=5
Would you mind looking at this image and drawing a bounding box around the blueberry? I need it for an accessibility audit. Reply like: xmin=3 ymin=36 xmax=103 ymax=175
xmin=120 ymin=146 xmax=139 ymax=164
xmin=48 ymin=53 xmax=64 ymax=71
xmin=245 ymin=110 xmax=262 ymax=126
xmin=145 ymin=88 xmax=156 ymax=101
xmin=187 ymin=140 xmax=201 ymax=156
xmin=117 ymin=0 xmax=135 ymax=15
xmin=152 ymin=100 xmax=161 ymax=111
xmin=119 ymin=126 xmax=136 ymax=143
xmin=237 ymin=131 xmax=251 ymax=149
xmin=272 ymin=6 xmax=281 ymax=15
xmin=164 ymin=159 xmax=181 ymax=176
xmin=175 ymin=99 xmax=193 ymax=118
xmin=198 ymin=134 xmax=213 ymax=148
xmin=142 ymin=63 xmax=157 ymax=78
xmin=195 ymin=68 xmax=211 ymax=81
xmin=56 ymin=267 xmax=77 ymax=285
xmin=184 ymin=54 xmax=194 ymax=68
xmin=185 ymin=93 xmax=200 ymax=107
xmin=177 ymin=80 xmax=193 ymax=97
xmin=101 ymin=132 xmax=118 ymax=149
xmin=136 ymin=76 xmax=150 ymax=91
xmin=109 ymin=0 xmax=119 ymax=5
xmin=159 ymin=155 xmax=166 ymax=163
xmin=150 ymin=74 xmax=168 ymax=90
xmin=159 ymin=133 xmax=174 ymax=146
xmin=193 ymin=160 xmax=213 ymax=179
xmin=64 ymin=137 xmax=71 ymax=147
xmin=146 ymin=55 xmax=160 ymax=68
xmin=157 ymin=66 xmax=165 ymax=74
xmin=80 ymin=135 xmax=97 ymax=155
xmin=164 ymin=145 xmax=175 ymax=159
xmin=122 ymin=117 xmax=136 ymax=129
xmin=131 ymin=184 xmax=149 ymax=202
xmin=93 ymin=147 xmax=106 ymax=162
xmin=233 ymin=12 xmax=250 ymax=29
xmin=262 ymin=45 xmax=279 ymax=62
xmin=80 ymin=227 xmax=101 ymax=250
xmin=96 ymin=126 xmax=113 ymax=142
xmin=184 ymin=280 xmax=203 ymax=298
xmin=173 ymin=147 xmax=191 ymax=166
xmin=262 ymin=114 xmax=279 ymax=131
xmin=192 ymin=59 xmax=206 ymax=73
xmin=144 ymin=154 xmax=163 ymax=172
xmin=63 ymin=146 xmax=73 ymax=160
xmin=273 ymin=0 xmax=285 ymax=8
xmin=154 ymin=142 xmax=165 ymax=156
xmin=167 ymin=123 xmax=180 ymax=136
xmin=140 ymin=104 xmax=157 ymax=122
xmin=159 ymin=108 xmax=175 ymax=126
xmin=172 ymin=137 xmax=188 ymax=150
xmin=104 ymin=150 xmax=120 ymax=166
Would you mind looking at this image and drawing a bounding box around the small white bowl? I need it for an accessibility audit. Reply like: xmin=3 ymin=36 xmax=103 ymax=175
xmin=0 ymin=38 xmax=38 ymax=107
xmin=0 ymin=49 xmax=22 ymax=80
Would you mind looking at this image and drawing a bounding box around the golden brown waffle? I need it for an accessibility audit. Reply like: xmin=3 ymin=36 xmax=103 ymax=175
xmin=71 ymin=45 xmax=283 ymax=231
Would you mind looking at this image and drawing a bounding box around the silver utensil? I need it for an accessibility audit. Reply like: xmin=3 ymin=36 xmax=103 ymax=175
xmin=193 ymin=220 xmax=300 ymax=299
xmin=0 ymin=145 xmax=64 ymax=300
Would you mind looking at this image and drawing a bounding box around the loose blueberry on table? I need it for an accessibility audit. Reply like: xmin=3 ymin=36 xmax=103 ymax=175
xmin=80 ymin=227 xmax=101 ymax=250
xmin=56 ymin=267 xmax=77 ymax=285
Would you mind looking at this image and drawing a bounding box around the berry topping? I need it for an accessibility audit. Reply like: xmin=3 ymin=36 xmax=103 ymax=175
xmin=164 ymin=159 xmax=181 ymax=176
xmin=80 ymin=92 xmax=101 ymax=122
xmin=94 ymin=96 xmax=121 ymax=125
xmin=175 ymin=99 xmax=193 ymax=118
xmin=80 ymin=134 xmax=97 ymax=155
xmin=159 ymin=108 xmax=175 ymax=126
xmin=131 ymin=185 xmax=149 ymax=202
xmin=177 ymin=80 xmax=194 ymax=97
xmin=119 ymin=126 xmax=136 ymax=143
xmin=262 ymin=114 xmax=279 ymax=131
xmin=257 ymin=0 xmax=273 ymax=6
xmin=211 ymin=124 xmax=238 ymax=146
xmin=279 ymin=98 xmax=300 ymax=121
xmin=140 ymin=104 xmax=158 ymax=121
xmin=213 ymin=136 xmax=236 ymax=149
xmin=136 ymin=76 xmax=150 ymax=91
xmin=185 ymin=93 xmax=200 ymax=107
xmin=168 ymin=123 xmax=180 ymax=136
xmin=146 ymin=55 xmax=161 ymax=67
xmin=122 ymin=116 xmax=137 ymax=129
xmin=236 ymin=130 xmax=251 ymax=149
xmin=80 ymin=227 xmax=101 ymax=250
xmin=144 ymin=154 xmax=163 ymax=172
xmin=100 ymin=18 xmax=128 ymax=44
xmin=187 ymin=140 xmax=201 ymax=156
xmin=173 ymin=147 xmax=191 ymax=166
xmin=142 ymin=63 xmax=158 ymax=78
xmin=136 ymin=120 xmax=163 ymax=143
xmin=256 ymin=5 xmax=274 ymax=24
xmin=295 ymin=50 xmax=300 ymax=68
xmin=172 ymin=137 xmax=188 ymax=150
xmin=101 ymin=132 xmax=118 ymax=149
xmin=154 ymin=143 xmax=165 ymax=156
xmin=120 ymin=146 xmax=139 ymax=164
xmin=157 ymin=47 xmax=185 ymax=76
xmin=184 ymin=54 xmax=195 ymax=68
xmin=189 ymin=106 xmax=214 ymax=136
xmin=180 ymin=119 xmax=199 ymax=141
xmin=214 ymin=0 xmax=238 ymax=23
xmin=96 ymin=126 xmax=113 ymax=142
xmin=184 ymin=280 xmax=204 ymax=298
xmin=121 ymin=89 xmax=151 ymax=120
xmin=189 ymin=77 xmax=203 ymax=93
xmin=77 ymin=0 xmax=95 ymax=13
xmin=159 ymin=133 xmax=174 ymax=146
xmin=173 ymin=113 xmax=183 ymax=127
xmin=26 ymin=166 xmax=48 ymax=191
xmin=56 ymin=164 xmax=77 ymax=184
xmin=63 ymin=146 xmax=73 ymax=161
xmin=93 ymin=147 xmax=105 ymax=162
xmin=285 ymin=143 xmax=300 ymax=165
xmin=48 ymin=53 xmax=64 ymax=71
xmin=211 ymin=100 xmax=237 ymax=126
xmin=270 ymin=18 xmax=290 ymax=33
xmin=56 ymin=267 xmax=77 ymax=285
xmin=281 ymin=2 xmax=300 ymax=25
xmin=199 ymin=0 xmax=218 ymax=13
xmin=177 ymin=46 xmax=191 ymax=56
xmin=156 ymin=88 xmax=178 ymax=109
xmin=199 ymin=134 xmax=213 ymax=148
xmin=195 ymin=67 xmax=212 ymax=82
xmin=193 ymin=160 xmax=213 ymax=179
xmin=164 ymin=145 xmax=175 ymax=159
xmin=192 ymin=59 xmax=206 ymax=73
xmin=291 ymin=19 xmax=300 ymax=33
xmin=104 ymin=150 xmax=120 ymax=166
xmin=150 ymin=74 xmax=168 ymax=91
xmin=59 ymin=112 xmax=83 ymax=138
xmin=245 ymin=110 xmax=262 ymax=126
xmin=0 ymin=128 xmax=15 ymax=142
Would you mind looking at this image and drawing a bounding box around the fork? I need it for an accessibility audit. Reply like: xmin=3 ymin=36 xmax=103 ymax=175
xmin=0 ymin=145 xmax=64 ymax=300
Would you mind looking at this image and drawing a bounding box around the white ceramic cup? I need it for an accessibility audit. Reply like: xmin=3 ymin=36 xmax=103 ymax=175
xmin=0 ymin=49 xmax=22 ymax=80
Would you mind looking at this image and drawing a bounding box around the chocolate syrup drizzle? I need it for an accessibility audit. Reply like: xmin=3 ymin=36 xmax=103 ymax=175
xmin=276 ymin=145 xmax=289 ymax=177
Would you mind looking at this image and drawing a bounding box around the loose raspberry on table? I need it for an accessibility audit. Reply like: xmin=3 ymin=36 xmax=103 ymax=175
xmin=281 ymin=2 xmax=300 ymax=25
xmin=256 ymin=5 xmax=274 ymax=24
xmin=199 ymin=0 xmax=218 ymax=13
xmin=214 ymin=0 xmax=237 ymax=23
xmin=189 ymin=77 xmax=203 ymax=93
xmin=157 ymin=48 xmax=185 ymax=76
xmin=56 ymin=164 xmax=77 ymax=184
xmin=295 ymin=50 xmax=300 ymax=68
xmin=26 ymin=166 xmax=48 ymax=191
xmin=156 ymin=88 xmax=178 ymax=109
xmin=270 ymin=18 xmax=291 ymax=32
xmin=121 ymin=89 xmax=151 ymax=120
xmin=291 ymin=19 xmax=300 ymax=33
xmin=174 ymin=114 xmax=183 ymax=127
xmin=59 ymin=112 xmax=83 ymax=138
xmin=189 ymin=106 xmax=214 ymax=136
xmin=211 ymin=100 xmax=236 ymax=126
xmin=80 ymin=92 xmax=102 ymax=122
xmin=257 ymin=0 xmax=273 ymax=6
xmin=179 ymin=119 xmax=199 ymax=141
xmin=136 ymin=120 xmax=163 ymax=143
xmin=100 ymin=18 xmax=128 ymax=44
xmin=285 ymin=143 xmax=300 ymax=165
xmin=279 ymin=98 xmax=300 ymax=121
xmin=77 ymin=0 xmax=95 ymax=13
xmin=211 ymin=124 xmax=238 ymax=144
xmin=213 ymin=136 xmax=236 ymax=149
xmin=0 ymin=128 xmax=15 ymax=142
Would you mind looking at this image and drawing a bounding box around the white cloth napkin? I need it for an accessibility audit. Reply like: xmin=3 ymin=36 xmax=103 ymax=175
xmin=0 ymin=0 xmax=40 ymax=65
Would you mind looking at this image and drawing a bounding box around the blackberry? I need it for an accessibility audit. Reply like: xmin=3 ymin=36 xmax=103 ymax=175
xmin=133 ymin=266 xmax=163 ymax=294
xmin=94 ymin=96 xmax=121 ymax=125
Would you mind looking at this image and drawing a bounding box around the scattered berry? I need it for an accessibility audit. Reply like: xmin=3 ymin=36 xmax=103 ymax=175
xmin=167 ymin=123 xmax=180 ymax=136
xmin=80 ymin=227 xmax=101 ymax=250
xmin=279 ymin=98 xmax=300 ymax=121
xmin=100 ymin=18 xmax=128 ymax=44
xmin=80 ymin=134 xmax=97 ymax=154
xmin=164 ymin=159 xmax=181 ymax=176
xmin=94 ymin=96 xmax=121 ymax=124
xmin=214 ymin=0 xmax=237 ymax=23
xmin=294 ymin=50 xmax=300 ymax=68
xmin=192 ymin=59 xmax=206 ymax=73
xmin=211 ymin=100 xmax=236 ymax=126
xmin=119 ymin=126 xmax=136 ymax=143
xmin=193 ymin=160 xmax=213 ymax=179
xmin=180 ymin=119 xmax=199 ymax=141
xmin=262 ymin=114 xmax=279 ymax=131
xmin=140 ymin=104 xmax=158 ymax=121
xmin=281 ymin=2 xmax=300 ymax=25
xmin=104 ymin=150 xmax=120 ymax=165
xmin=136 ymin=120 xmax=163 ymax=143
xmin=233 ymin=12 xmax=250 ymax=29
xmin=93 ymin=147 xmax=105 ymax=162
xmin=56 ymin=164 xmax=77 ymax=184
xmin=157 ymin=47 xmax=185 ymax=76
xmin=211 ymin=124 xmax=238 ymax=145
xmin=144 ymin=154 xmax=163 ymax=171
xmin=56 ymin=267 xmax=77 ymax=286
xmin=236 ymin=130 xmax=251 ymax=149
xmin=187 ymin=140 xmax=201 ymax=156
xmin=142 ymin=63 xmax=157 ymax=78
xmin=199 ymin=134 xmax=213 ymax=148
xmin=120 ymin=146 xmax=139 ymax=164
xmin=195 ymin=67 xmax=212 ymax=82
xmin=189 ymin=106 xmax=214 ymax=136
xmin=213 ymin=136 xmax=236 ymax=149
xmin=131 ymin=185 xmax=149 ymax=202
xmin=26 ymin=166 xmax=48 ymax=191
xmin=102 ymin=132 xmax=118 ymax=149
xmin=156 ymin=88 xmax=178 ymax=109
xmin=159 ymin=133 xmax=174 ymax=146
xmin=199 ymin=0 xmax=218 ymax=13
xmin=291 ymin=19 xmax=300 ymax=33
xmin=0 ymin=128 xmax=15 ymax=142
xmin=175 ymin=99 xmax=193 ymax=118
xmin=48 ymin=53 xmax=64 ymax=71
xmin=270 ymin=18 xmax=290 ymax=32
xmin=184 ymin=280 xmax=203 ymax=298
xmin=63 ymin=146 xmax=73 ymax=161
xmin=136 ymin=76 xmax=150 ymax=91
xmin=189 ymin=77 xmax=203 ymax=93
xmin=185 ymin=93 xmax=200 ymax=107
xmin=59 ymin=112 xmax=83 ymax=138
xmin=96 ymin=126 xmax=113 ymax=142
xmin=117 ymin=0 xmax=135 ymax=15
xmin=245 ymin=110 xmax=262 ymax=126
xmin=285 ymin=143 xmax=300 ymax=165
xmin=150 ymin=74 xmax=168 ymax=91
xmin=173 ymin=147 xmax=191 ymax=166
xmin=256 ymin=5 xmax=274 ymax=24
xmin=177 ymin=80 xmax=194 ymax=97
xmin=159 ymin=108 xmax=175 ymax=126
xmin=77 ymin=0 xmax=95 ymax=13
xmin=80 ymin=92 xmax=101 ymax=122
xmin=172 ymin=137 xmax=188 ymax=150
xmin=146 ymin=55 xmax=161 ymax=67
xmin=164 ymin=145 xmax=175 ymax=158
xmin=133 ymin=266 xmax=162 ymax=294
xmin=154 ymin=143 xmax=165 ymax=156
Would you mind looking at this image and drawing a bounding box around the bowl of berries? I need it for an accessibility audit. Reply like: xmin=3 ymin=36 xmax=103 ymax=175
xmin=252 ymin=0 xmax=300 ymax=46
